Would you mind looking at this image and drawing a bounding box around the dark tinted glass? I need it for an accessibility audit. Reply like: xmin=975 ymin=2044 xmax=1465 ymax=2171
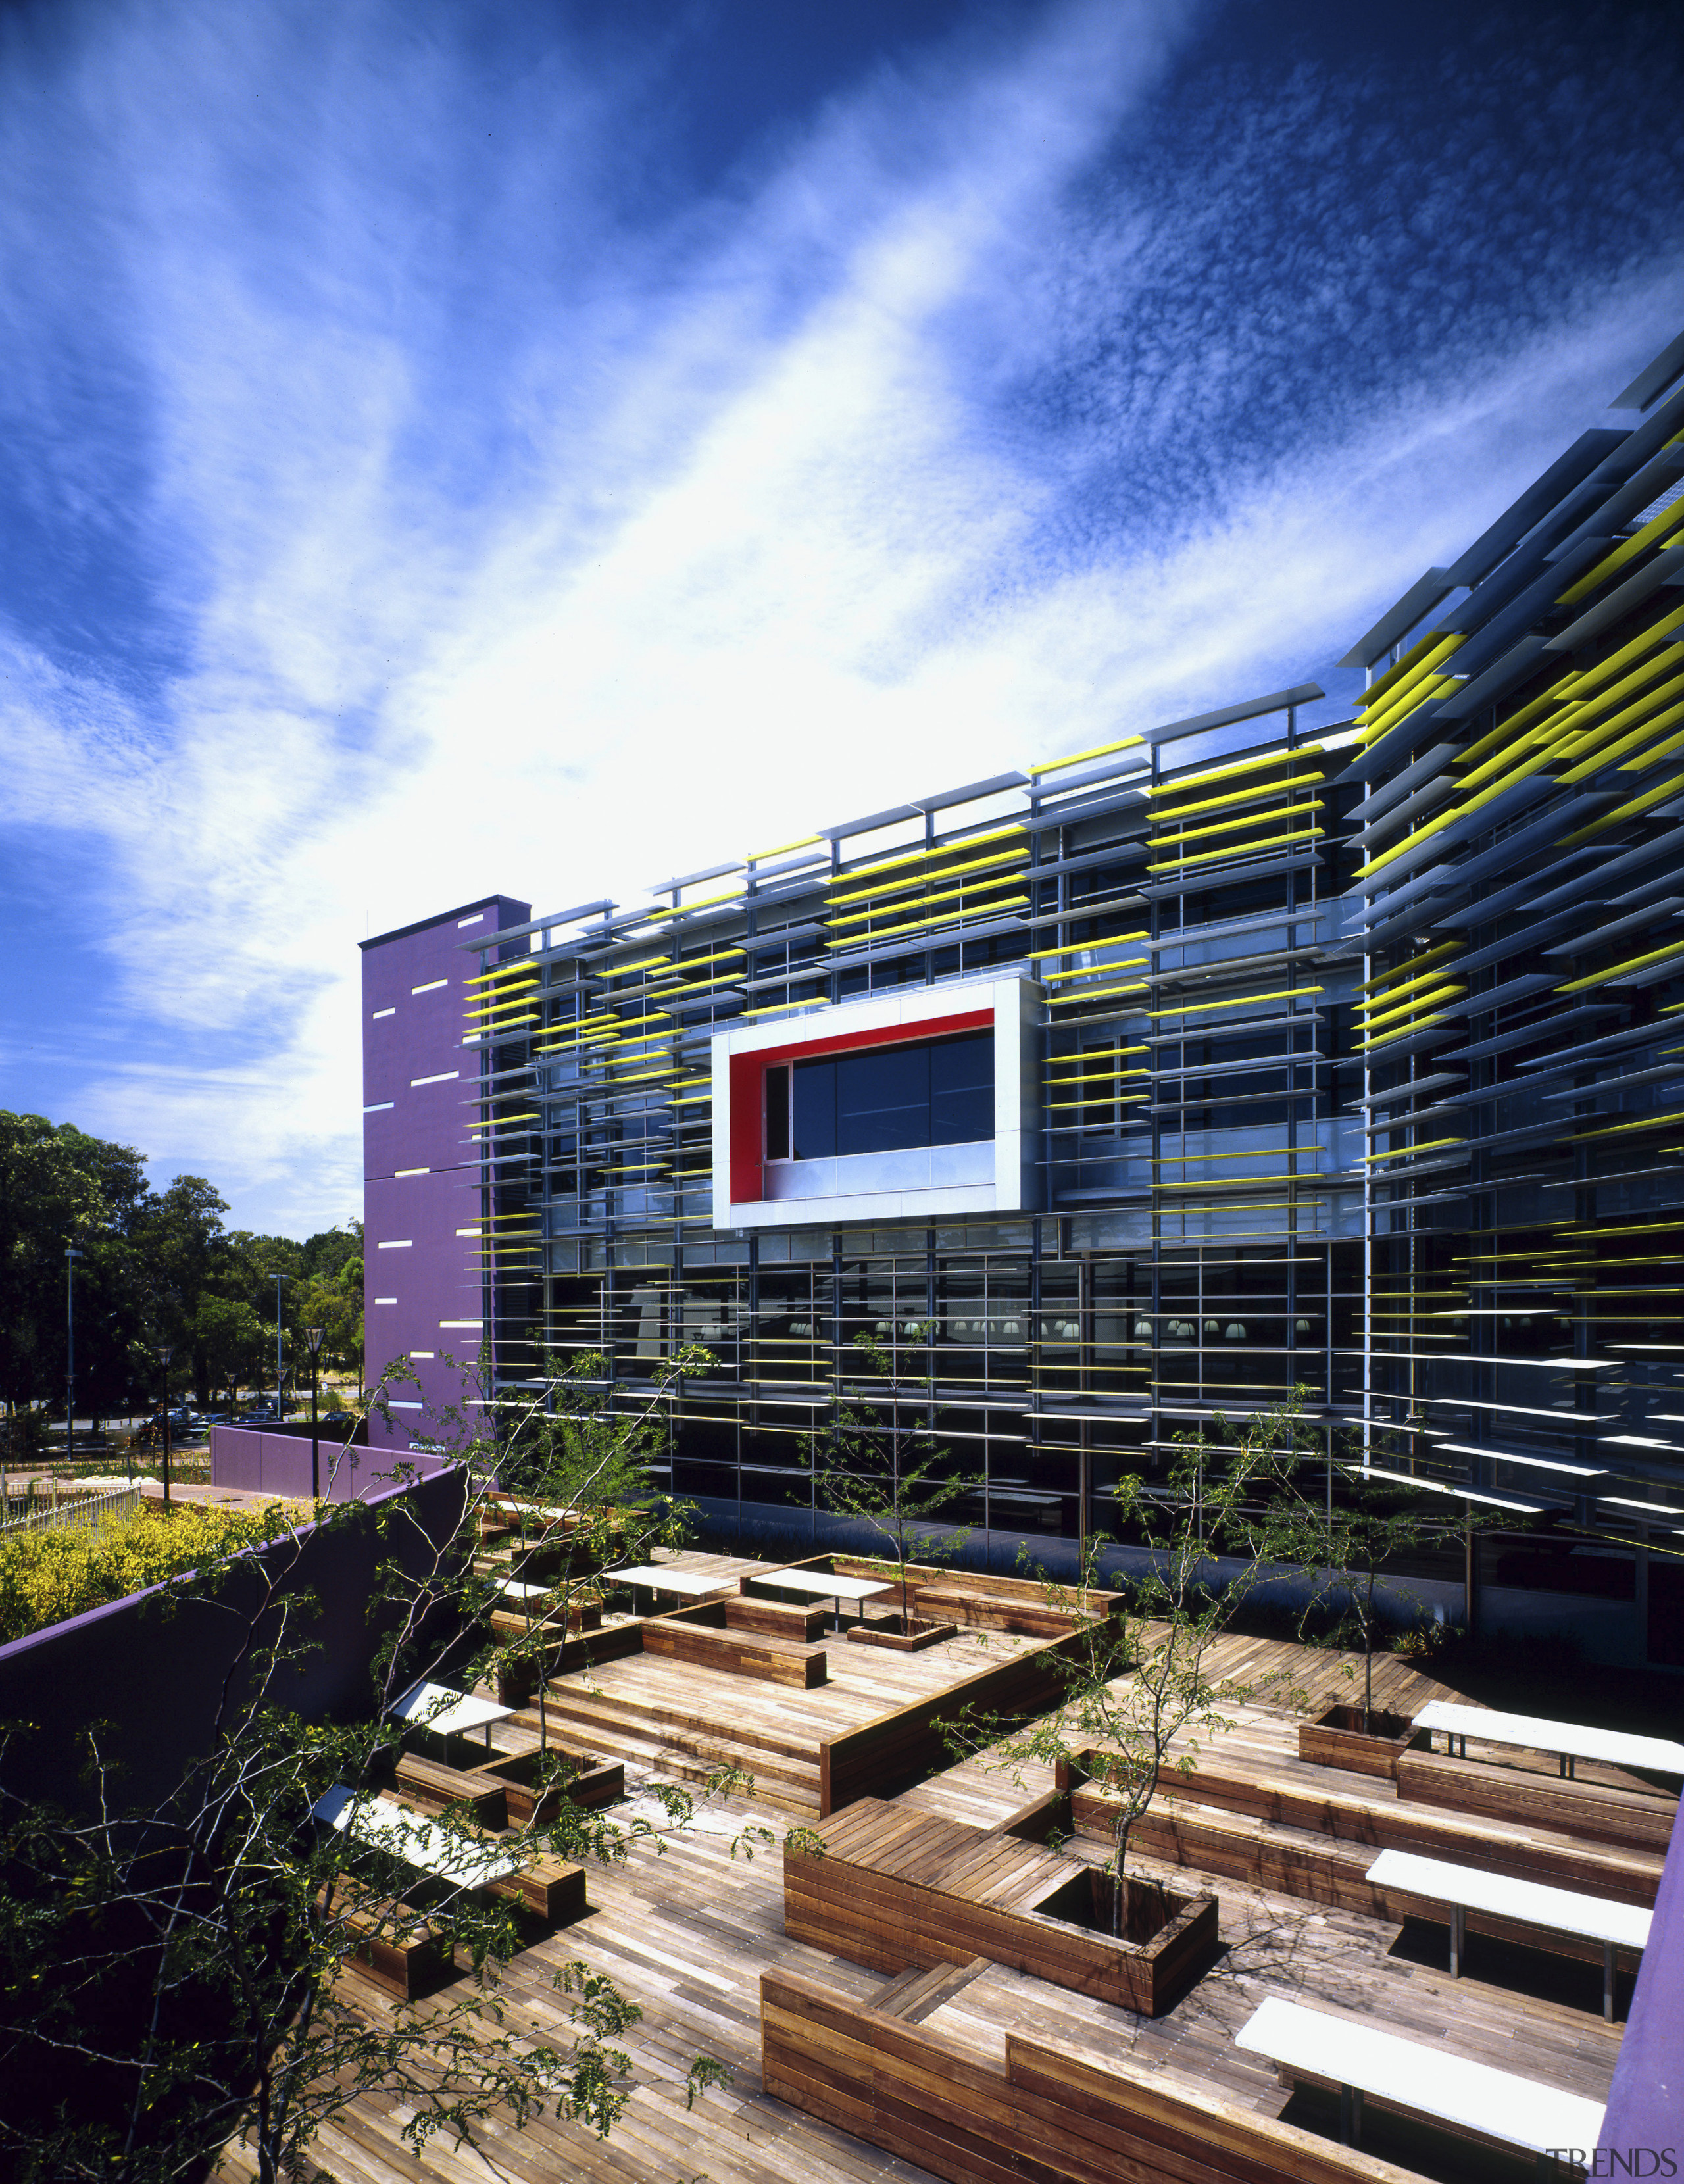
xmin=929 ymin=1031 xmax=993 ymax=1144
xmin=836 ymin=1045 xmax=930 ymax=1156
xmin=765 ymin=1065 xmax=790 ymax=1160
xmin=780 ymin=1031 xmax=994 ymax=1160
xmin=792 ymin=1056 xmax=836 ymax=1159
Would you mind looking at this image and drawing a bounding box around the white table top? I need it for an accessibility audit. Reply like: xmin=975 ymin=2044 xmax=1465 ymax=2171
xmin=495 ymin=1578 xmax=557 ymax=1602
xmin=1412 ymin=1699 xmax=1684 ymax=1775
xmin=761 ymin=1569 xmax=895 ymax=1602
xmin=491 ymin=1497 xmax=576 ymax=1523
xmin=607 ymin=1563 xmax=735 ymax=1597
xmin=390 ymin=1681 xmax=515 ymax=1739
xmin=312 ymin=1786 xmax=524 ymax=1886
xmin=1366 ymin=1849 xmax=1653 ymax=1949
xmin=1235 ymin=1996 xmax=1607 ymax=2158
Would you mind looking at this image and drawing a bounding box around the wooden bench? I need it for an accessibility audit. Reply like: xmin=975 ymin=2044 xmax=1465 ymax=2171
xmin=762 ymin=1968 xmax=1421 ymax=2183
xmin=488 ymin=1603 xmax=602 ymax=1647
xmin=641 ymin=1618 xmax=827 ymax=1688
xmin=391 ymin=1752 xmax=508 ymax=1829
xmin=1397 ymin=1748 xmax=1679 ymax=1856
xmin=1237 ymin=1995 xmax=1606 ymax=2164
xmin=1365 ymin=1848 xmax=1650 ymax=2020
xmin=830 ymin=1553 xmax=1121 ymax=1624
xmin=487 ymin=1854 xmax=587 ymax=1927
xmin=722 ymin=1595 xmax=827 ymax=1643
xmin=1064 ymin=1753 xmax=1663 ymax=1909
xmin=912 ymin=1582 xmax=1110 ymax=1640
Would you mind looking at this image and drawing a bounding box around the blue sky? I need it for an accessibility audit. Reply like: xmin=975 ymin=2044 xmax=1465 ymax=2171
xmin=3 ymin=0 xmax=1681 ymax=1236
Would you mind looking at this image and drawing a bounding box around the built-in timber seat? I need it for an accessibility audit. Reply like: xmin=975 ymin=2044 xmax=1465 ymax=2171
xmin=641 ymin=1616 xmax=828 ymax=1688
xmin=1396 ymin=1748 xmax=1679 ymax=1856
xmin=907 ymin=1583 xmax=1104 ymax=1639
xmin=1064 ymin=1754 xmax=1664 ymax=1910
xmin=391 ymin=1751 xmax=509 ymax=1829
xmin=722 ymin=1595 xmax=828 ymax=1643
xmin=762 ymin=1968 xmax=1425 ymax=2183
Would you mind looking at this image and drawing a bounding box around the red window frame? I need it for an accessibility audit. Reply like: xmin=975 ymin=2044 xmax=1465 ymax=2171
xmin=728 ymin=1008 xmax=993 ymax=1204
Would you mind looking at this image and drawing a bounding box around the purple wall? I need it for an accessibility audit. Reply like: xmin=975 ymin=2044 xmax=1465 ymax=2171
xmin=1599 ymin=1794 xmax=1683 ymax=2168
xmin=0 ymin=1467 xmax=470 ymax=1816
xmin=210 ymin=1421 xmax=449 ymax=1500
xmin=358 ymin=893 xmax=530 ymax=1457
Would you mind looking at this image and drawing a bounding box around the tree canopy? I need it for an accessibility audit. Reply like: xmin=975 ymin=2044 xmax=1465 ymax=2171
xmin=0 ymin=1108 xmax=363 ymax=1423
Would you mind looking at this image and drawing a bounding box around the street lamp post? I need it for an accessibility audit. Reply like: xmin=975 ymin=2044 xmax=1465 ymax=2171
xmin=305 ymin=1327 xmax=325 ymax=1500
xmin=159 ymin=1345 xmax=176 ymax=1509
xmin=65 ymin=1245 xmax=83 ymax=1464
xmin=275 ymin=1274 xmax=288 ymax=1415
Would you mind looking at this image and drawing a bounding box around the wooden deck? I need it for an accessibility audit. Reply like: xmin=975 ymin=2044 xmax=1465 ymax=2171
xmin=211 ymin=1616 xmax=1650 ymax=2184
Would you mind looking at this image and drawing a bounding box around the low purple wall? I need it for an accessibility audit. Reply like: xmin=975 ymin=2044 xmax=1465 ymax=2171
xmin=1600 ymin=1794 xmax=1683 ymax=2168
xmin=0 ymin=1466 xmax=470 ymax=1817
xmin=210 ymin=1421 xmax=448 ymax=1501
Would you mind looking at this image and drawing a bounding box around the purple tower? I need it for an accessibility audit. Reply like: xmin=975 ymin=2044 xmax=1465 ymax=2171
xmin=360 ymin=895 xmax=530 ymax=1456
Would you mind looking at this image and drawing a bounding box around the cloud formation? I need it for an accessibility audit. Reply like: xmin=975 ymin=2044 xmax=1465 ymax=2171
xmin=1 ymin=0 xmax=1680 ymax=1231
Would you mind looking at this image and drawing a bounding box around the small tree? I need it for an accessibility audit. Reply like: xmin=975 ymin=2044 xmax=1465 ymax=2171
xmin=1248 ymin=1443 xmax=1483 ymax=1731
xmin=474 ymin=1343 xmax=712 ymax=1755
xmin=946 ymin=1391 xmax=1318 ymax=1929
xmin=0 ymin=1356 xmax=749 ymax=2183
xmin=802 ymin=1333 xmax=980 ymax=1629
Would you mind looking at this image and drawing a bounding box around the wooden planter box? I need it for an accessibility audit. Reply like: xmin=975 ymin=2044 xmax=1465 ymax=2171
xmin=1299 ymin=1704 xmax=1422 ymax=1781
xmin=845 ymin=1615 xmax=958 ymax=1652
xmin=785 ymin=1799 xmax=1218 ymax=2018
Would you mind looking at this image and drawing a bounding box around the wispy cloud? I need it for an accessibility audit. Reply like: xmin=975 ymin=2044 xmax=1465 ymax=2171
xmin=1 ymin=0 xmax=1680 ymax=1230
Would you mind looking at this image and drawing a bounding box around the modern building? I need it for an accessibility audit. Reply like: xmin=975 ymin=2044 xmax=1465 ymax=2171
xmin=360 ymin=330 xmax=1684 ymax=1669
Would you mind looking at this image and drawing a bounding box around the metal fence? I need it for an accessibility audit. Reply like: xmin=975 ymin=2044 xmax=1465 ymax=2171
xmin=0 ymin=1480 xmax=144 ymax=1540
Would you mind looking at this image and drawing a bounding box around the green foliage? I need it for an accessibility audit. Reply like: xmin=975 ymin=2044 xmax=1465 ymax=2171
xmin=0 ymin=1363 xmax=740 ymax=2182
xmin=0 ymin=1502 xmax=293 ymax=1643
xmin=945 ymin=1391 xmax=1318 ymax=1916
xmin=1241 ymin=1433 xmax=1488 ymax=1730
xmin=801 ymin=1333 xmax=980 ymax=1625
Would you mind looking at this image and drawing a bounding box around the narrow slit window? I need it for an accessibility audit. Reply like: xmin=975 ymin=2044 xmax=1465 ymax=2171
xmin=765 ymin=1064 xmax=791 ymax=1160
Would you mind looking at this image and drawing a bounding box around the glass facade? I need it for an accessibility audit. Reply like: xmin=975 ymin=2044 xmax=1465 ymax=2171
xmin=418 ymin=336 xmax=1684 ymax=1668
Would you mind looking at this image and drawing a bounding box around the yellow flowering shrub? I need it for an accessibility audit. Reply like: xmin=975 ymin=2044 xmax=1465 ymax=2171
xmin=0 ymin=1503 xmax=296 ymax=1644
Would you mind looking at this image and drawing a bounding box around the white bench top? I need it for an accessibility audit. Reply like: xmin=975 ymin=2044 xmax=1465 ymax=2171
xmin=312 ymin=1786 xmax=526 ymax=1887
xmin=495 ymin=1578 xmax=557 ymax=1602
xmin=760 ymin=1569 xmax=894 ymax=1602
xmin=607 ymin=1563 xmax=735 ymax=1597
xmin=1235 ymin=1996 xmax=1607 ymax=2158
xmin=390 ymin=1681 xmax=514 ymax=1740
xmin=1366 ymin=1849 xmax=1653 ymax=1949
xmin=1412 ymin=1699 xmax=1684 ymax=1775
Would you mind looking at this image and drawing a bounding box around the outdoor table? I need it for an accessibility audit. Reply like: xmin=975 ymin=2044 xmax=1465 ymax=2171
xmin=1235 ymin=1994 xmax=1607 ymax=2159
xmin=390 ymin=1679 xmax=514 ymax=1753
xmin=312 ymin=1785 xmax=524 ymax=1889
xmin=756 ymin=1567 xmax=895 ymax=1632
xmin=1412 ymin=1699 xmax=1684 ymax=1780
xmin=1366 ymin=1847 xmax=1652 ymax=2020
xmin=605 ymin=1563 xmax=736 ymax=1615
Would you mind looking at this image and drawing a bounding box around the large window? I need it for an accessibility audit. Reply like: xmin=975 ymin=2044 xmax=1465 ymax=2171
xmin=764 ymin=1031 xmax=993 ymax=1162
